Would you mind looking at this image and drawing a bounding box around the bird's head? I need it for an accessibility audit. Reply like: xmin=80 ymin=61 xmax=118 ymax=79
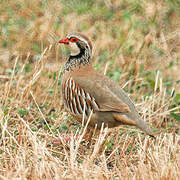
xmin=58 ymin=33 xmax=92 ymax=56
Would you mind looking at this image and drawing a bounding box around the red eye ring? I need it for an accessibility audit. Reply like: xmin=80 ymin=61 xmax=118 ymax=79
xmin=70 ymin=37 xmax=78 ymax=42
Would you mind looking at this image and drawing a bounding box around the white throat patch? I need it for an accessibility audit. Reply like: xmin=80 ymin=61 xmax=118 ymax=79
xmin=69 ymin=42 xmax=80 ymax=56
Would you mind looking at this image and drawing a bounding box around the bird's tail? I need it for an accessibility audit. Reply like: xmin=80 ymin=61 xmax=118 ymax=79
xmin=127 ymin=112 xmax=154 ymax=138
xmin=113 ymin=112 xmax=154 ymax=137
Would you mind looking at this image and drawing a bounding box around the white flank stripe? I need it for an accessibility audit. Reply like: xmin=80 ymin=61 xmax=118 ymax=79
xmin=64 ymin=84 xmax=68 ymax=100
xmin=70 ymin=102 xmax=75 ymax=114
xmin=86 ymin=93 xmax=91 ymax=100
xmin=73 ymin=97 xmax=78 ymax=114
xmin=69 ymin=78 xmax=72 ymax=88
xmin=82 ymin=89 xmax=86 ymax=98
xmin=82 ymin=99 xmax=87 ymax=119
xmin=74 ymin=85 xmax=78 ymax=93
xmin=77 ymin=96 xmax=83 ymax=114
xmin=78 ymin=89 xmax=81 ymax=96
xmin=92 ymin=98 xmax=99 ymax=110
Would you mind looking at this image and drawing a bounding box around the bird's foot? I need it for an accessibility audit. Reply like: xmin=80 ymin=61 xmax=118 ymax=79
xmin=52 ymin=136 xmax=79 ymax=145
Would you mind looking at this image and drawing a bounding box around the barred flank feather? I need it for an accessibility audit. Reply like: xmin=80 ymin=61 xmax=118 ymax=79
xmin=63 ymin=78 xmax=99 ymax=116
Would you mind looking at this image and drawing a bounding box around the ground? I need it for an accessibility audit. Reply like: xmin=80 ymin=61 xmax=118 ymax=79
xmin=0 ymin=0 xmax=180 ymax=179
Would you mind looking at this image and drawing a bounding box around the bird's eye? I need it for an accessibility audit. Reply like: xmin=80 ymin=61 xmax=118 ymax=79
xmin=70 ymin=37 xmax=78 ymax=42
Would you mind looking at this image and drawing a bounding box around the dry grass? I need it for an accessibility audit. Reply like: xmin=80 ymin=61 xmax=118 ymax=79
xmin=0 ymin=0 xmax=180 ymax=179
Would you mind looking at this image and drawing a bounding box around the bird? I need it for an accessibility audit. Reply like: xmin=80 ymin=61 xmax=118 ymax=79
xmin=58 ymin=32 xmax=154 ymax=140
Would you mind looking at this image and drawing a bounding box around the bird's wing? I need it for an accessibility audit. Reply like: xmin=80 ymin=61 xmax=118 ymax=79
xmin=70 ymin=66 xmax=154 ymax=137
xmin=72 ymin=74 xmax=130 ymax=113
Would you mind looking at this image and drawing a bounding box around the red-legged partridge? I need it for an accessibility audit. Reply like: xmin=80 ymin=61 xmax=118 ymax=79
xmin=58 ymin=33 xmax=154 ymax=138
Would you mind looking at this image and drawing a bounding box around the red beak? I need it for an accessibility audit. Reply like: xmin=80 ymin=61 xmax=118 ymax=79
xmin=58 ymin=38 xmax=69 ymax=44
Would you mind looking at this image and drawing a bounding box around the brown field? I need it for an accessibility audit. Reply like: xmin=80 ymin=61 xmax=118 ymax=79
xmin=0 ymin=0 xmax=180 ymax=179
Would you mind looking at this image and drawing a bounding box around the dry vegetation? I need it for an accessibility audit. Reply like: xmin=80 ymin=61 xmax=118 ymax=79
xmin=0 ymin=0 xmax=180 ymax=179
